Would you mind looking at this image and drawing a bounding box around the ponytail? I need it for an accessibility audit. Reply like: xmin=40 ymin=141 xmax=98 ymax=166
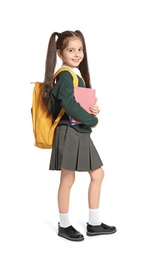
xmin=42 ymin=32 xmax=60 ymax=115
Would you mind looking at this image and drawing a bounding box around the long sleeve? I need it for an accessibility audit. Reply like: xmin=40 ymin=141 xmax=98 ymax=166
xmin=51 ymin=71 xmax=98 ymax=131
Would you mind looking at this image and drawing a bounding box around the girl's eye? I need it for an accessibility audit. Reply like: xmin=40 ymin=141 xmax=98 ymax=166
xmin=68 ymin=49 xmax=83 ymax=52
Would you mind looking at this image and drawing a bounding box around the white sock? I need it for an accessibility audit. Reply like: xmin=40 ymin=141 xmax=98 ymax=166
xmin=59 ymin=213 xmax=71 ymax=228
xmin=88 ymin=208 xmax=101 ymax=225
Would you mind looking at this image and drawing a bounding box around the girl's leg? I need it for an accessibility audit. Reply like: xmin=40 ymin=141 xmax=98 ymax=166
xmin=88 ymin=167 xmax=104 ymax=210
xmin=87 ymin=167 xmax=117 ymax=235
xmin=57 ymin=168 xmax=84 ymax=241
xmin=88 ymin=167 xmax=104 ymax=225
xmin=58 ymin=168 xmax=75 ymax=213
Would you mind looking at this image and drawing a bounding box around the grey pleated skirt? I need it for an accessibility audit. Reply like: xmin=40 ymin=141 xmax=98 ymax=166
xmin=49 ymin=125 xmax=103 ymax=172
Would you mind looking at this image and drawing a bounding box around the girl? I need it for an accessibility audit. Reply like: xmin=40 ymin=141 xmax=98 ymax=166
xmin=42 ymin=30 xmax=116 ymax=241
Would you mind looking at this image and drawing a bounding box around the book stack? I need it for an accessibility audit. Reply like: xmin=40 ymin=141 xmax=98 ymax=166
xmin=70 ymin=87 xmax=96 ymax=124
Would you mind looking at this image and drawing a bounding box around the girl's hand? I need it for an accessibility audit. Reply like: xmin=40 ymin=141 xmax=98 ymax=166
xmin=89 ymin=98 xmax=100 ymax=117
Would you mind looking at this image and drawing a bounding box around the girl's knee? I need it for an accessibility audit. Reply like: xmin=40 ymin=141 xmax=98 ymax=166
xmin=90 ymin=167 xmax=104 ymax=183
xmin=60 ymin=169 xmax=75 ymax=187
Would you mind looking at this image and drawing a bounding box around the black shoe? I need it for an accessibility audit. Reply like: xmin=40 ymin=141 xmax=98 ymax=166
xmin=58 ymin=223 xmax=84 ymax=241
xmin=86 ymin=222 xmax=117 ymax=236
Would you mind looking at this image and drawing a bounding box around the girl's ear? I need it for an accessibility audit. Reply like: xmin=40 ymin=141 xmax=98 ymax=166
xmin=56 ymin=49 xmax=62 ymax=58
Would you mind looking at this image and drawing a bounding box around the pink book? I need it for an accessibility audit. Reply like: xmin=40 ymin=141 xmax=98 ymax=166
xmin=70 ymin=87 xmax=96 ymax=124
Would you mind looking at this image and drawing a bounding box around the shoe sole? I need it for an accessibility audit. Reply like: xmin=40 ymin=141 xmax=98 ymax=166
xmin=58 ymin=233 xmax=84 ymax=241
xmin=86 ymin=229 xmax=117 ymax=236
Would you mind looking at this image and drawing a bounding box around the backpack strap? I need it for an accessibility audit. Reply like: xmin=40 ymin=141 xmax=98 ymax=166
xmin=51 ymin=67 xmax=79 ymax=130
xmin=53 ymin=67 xmax=78 ymax=86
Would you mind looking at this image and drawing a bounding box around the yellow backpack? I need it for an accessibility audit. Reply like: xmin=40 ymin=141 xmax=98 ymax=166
xmin=31 ymin=67 xmax=78 ymax=149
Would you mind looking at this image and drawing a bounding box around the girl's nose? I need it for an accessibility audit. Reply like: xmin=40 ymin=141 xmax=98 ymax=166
xmin=74 ymin=51 xmax=79 ymax=56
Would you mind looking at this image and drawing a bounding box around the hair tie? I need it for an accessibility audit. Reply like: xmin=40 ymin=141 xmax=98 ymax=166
xmin=56 ymin=33 xmax=61 ymax=37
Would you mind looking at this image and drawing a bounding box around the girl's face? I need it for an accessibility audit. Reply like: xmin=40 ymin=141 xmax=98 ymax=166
xmin=57 ymin=37 xmax=84 ymax=68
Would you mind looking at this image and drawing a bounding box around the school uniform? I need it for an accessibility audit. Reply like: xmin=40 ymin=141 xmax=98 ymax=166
xmin=49 ymin=68 xmax=103 ymax=171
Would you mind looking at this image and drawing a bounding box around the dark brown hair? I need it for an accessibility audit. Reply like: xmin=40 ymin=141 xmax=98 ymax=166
xmin=42 ymin=30 xmax=91 ymax=115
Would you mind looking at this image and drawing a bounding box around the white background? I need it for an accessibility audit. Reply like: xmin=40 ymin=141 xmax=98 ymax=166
xmin=0 ymin=0 xmax=159 ymax=259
